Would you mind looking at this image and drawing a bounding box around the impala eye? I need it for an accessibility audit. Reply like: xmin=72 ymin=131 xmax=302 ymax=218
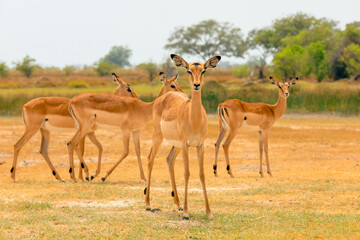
xmin=278 ymin=86 xmax=282 ymax=89
xmin=170 ymin=85 xmax=176 ymax=89
xmin=127 ymin=87 xmax=132 ymax=92
xmin=187 ymin=70 xmax=192 ymax=74
xmin=201 ymin=70 xmax=206 ymax=74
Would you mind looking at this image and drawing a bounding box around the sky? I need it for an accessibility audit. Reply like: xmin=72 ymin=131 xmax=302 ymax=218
xmin=0 ymin=0 xmax=359 ymax=68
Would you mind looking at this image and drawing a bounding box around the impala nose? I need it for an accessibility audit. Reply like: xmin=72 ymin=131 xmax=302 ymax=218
xmin=194 ymin=83 xmax=200 ymax=90
xmin=285 ymin=92 xmax=289 ymax=97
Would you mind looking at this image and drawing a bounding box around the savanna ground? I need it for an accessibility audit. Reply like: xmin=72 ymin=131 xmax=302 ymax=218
xmin=0 ymin=115 xmax=359 ymax=239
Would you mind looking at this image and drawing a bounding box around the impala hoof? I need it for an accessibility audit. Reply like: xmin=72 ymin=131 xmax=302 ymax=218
xmin=182 ymin=216 xmax=189 ymax=220
xmin=91 ymin=176 xmax=94 ymax=181
xmin=144 ymin=187 xmax=147 ymax=195
xmin=85 ymin=177 xmax=89 ymax=181
xmin=178 ymin=207 xmax=183 ymax=211
xmin=101 ymin=177 xmax=105 ymax=182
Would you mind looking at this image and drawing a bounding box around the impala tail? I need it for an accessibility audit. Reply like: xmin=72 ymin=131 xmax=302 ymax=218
xmin=68 ymin=103 xmax=79 ymax=130
xmin=218 ymin=104 xmax=230 ymax=131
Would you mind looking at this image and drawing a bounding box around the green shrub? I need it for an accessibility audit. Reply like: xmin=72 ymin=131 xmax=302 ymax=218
xmin=67 ymin=81 xmax=89 ymax=88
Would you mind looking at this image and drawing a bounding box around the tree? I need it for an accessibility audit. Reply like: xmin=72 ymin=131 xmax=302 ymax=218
xmin=273 ymin=45 xmax=304 ymax=79
xmin=100 ymin=45 xmax=132 ymax=67
xmin=137 ymin=62 xmax=158 ymax=82
xmin=94 ymin=61 xmax=117 ymax=76
xmin=246 ymin=29 xmax=278 ymax=80
xmin=63 ymin=65 xmax=76 ymax=76
xmin=0 ymin=62 xmax=9 ymax=77
xmin=14 ymin=55 xmax=38 ymax=78
xmin=165 ymin=19 xmax=247 ymax=61
xmin=341 ymin=43 xmax=360 ymax=78
xmin=301 ymin=42 xmax=329 ymax=82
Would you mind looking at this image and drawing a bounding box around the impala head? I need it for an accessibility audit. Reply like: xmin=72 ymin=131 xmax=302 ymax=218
xmin=269 ymin=76 xmax=298 ymax=98
xmin=170 ymin=54 xmax=221 ymax=91
xmin=112 ymin=73 xmax=138 ymax=98
xmin=157 ymin=72 xmax=183 ymax=97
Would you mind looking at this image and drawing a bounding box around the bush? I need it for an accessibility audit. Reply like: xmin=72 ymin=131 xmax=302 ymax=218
xmin=67 ymin=81 xmax=89 ymax=88
xmin=233 ymin=64 xmax=250 ymax=78
xmin=0 ymin=62 xmax=9 ymax=77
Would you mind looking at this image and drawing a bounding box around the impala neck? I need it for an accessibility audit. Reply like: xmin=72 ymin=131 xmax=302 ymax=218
xmin=190 ymin=89 xmax=203 ymax=128
xmin=273 ymin=89 xmax=287 ymax=120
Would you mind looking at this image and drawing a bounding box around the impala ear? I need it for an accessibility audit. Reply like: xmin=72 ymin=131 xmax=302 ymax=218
xmin=204 ymin=56 xmax=221 ymax=70
xmin=269 ymin=76 xmax=280 ymax=86
xmin=159 ymin=72 xmax=166 ymax=83
xmin=289 ymin=77 xmax=298 ymax=85
xmin=112 ymin=72 xmax=120 ymax=85
xmin=170 ymin=54 xmax=189 ymax=70
xmin=173 ymin=74 xmax=178 ymax=82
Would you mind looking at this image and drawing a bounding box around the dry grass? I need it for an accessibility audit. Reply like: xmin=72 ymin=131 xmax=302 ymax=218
xmin=0 ymin=115 xmax=359 ymax=239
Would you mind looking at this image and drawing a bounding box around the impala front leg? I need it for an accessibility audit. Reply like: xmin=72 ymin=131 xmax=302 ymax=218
xmin=263 ymin=131 xmax=273 ymax=177
xmin=145 ymin=133 xmax=163 ymax=211
xmin=197 ymin=143 xmax=212 ymax=218
xmin=258 ymin=131 xmax=264 ymax=177
xmin=182 ymin=143 xmax=190 ymax=220
xmin=166 ymin=146 xmax=182 ymax=211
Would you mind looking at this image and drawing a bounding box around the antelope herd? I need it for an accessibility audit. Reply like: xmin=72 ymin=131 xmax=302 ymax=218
xmin=10 ymin=54 xmax=297 ymax=219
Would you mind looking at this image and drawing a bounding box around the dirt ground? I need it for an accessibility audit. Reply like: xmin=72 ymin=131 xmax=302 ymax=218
xmin=0 ymin=115 xmax=359 ymax=239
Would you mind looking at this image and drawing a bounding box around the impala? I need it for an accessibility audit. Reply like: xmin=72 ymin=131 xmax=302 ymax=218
xmin=66 ymin=72 xmax=182 ymax=182
xmin=144 ymin=54 xmax=221 ymax=220
xmin=214 ymin=76 xmax=298 ymax=178
xmin=11 ymin=73 xmax=136 ymax=182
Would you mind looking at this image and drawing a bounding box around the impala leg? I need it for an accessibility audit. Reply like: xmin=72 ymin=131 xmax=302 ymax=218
xmin=11 ymin=128 xmax=39 ymax=182
xmin=67 ymin=124 xmax=91 ymax=182
xmin=197 ymin=144 xmax=212 ymax=218
xmin=39 ymin=128 xmax=63 ymax=181
xmin=166 ymin=146 xmax=182 ymax=211
xmin=263 ymin=131 xmax=272 ymax=177
xmin=182 ymin=143 xmax=190 ymax=220
xmin=87 ymin=132 xmax=103 ymax=181
xmin=145 ymin=134 xmax=163 ymax=211
xmin=132 ymin=130 xmax=146 ymax=182
xmin=222 ymin=129 xmax=238 ymax=178
xmin=214 ymin=127 xmax=226 ymax=177
xmin=101 ymin=131 xmax=130 ymax=182
xmin=258 ymin=131 xmax=264 ymax=177
xmin=77 ymin=137 xmax=86 ymax=181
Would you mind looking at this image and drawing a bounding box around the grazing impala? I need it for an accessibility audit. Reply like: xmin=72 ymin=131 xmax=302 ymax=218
xmin=11 ymin=73 xmax=136 ymax=182
xmin=144 ymin=54 xmax=221 ymax=220
xmin=214 ymin=76 xmax=298 ymax=178
xmin=66 ymin=72 xmax=182 ymax=182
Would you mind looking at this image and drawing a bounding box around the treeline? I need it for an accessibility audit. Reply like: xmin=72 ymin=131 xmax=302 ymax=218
xmin=0 ymin=13 xmax=359 ymax=83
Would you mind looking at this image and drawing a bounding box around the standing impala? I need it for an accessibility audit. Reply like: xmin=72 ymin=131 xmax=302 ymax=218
xmin=66 ymin=72 xmax=182 ymax=182
xmin=144 ymin=54 xmax=221 ymax=220
xmin=11 ymin=73 xmax=136 ymax=182
xmin=214 ymin=76 xmax=298 ymax=178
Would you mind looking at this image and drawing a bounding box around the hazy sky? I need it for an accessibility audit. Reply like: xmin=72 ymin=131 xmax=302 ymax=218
xmin=0 ymin=0 xmax=358 ymax=67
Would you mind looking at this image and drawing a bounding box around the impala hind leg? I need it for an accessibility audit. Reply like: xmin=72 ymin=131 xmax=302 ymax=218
xmin=101 ymin=131 xmax=130 ymax=182
xmin=67 ymin=126 xmax=91 ymax=182
xmin=39 ymin=128 xmax=63 ymax=181
xmin=197 ymin=144 xmax=212 ymax=218
xmin=132 ymin=131 xmax=146 ymax=181
xmin=86 ymin=132 xmax=103 ymax=181
xmin=145 ymin=134 xmax=163 ymax=211
xmin=214 ymin=127 xmax=227 ymax=177
xmin=222 ymin=128 xmax=239 ymax=178
xmin=11 ymin=127 xmax=39 ymax=182
xmin=166 ymin=146 xmax=182 ymax=211
xmin=77 ymin=137 xmax=86 ymax=181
